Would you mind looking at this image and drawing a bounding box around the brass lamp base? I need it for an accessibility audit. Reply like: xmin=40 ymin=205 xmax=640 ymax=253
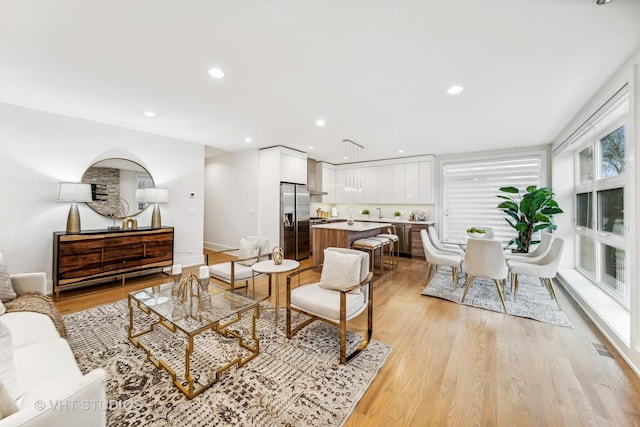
xmin=66 ymin=202 xmax=81 ymax=233
xmin=151 ymin=203 xmax=162 ymax=228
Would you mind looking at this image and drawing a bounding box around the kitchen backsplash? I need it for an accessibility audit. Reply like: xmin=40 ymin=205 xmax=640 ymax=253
xmin=310 ymin=202 xmax=435 ymax=221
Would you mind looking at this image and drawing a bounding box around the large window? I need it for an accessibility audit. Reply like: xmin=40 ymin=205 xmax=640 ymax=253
xmin=573 ymin=96 xmax=629 ymax=306
xmin=442 ymin=155 xmax=542 ymax=244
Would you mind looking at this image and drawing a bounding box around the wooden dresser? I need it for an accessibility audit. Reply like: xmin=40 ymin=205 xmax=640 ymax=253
xmin=53 ymin=227 xmax=174 ymax=298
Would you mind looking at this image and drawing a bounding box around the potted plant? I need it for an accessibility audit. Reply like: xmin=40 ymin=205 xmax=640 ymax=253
xmin=497 ymin=186 xmax=563 ymax=253
xmin=466 ymin=227 xmax=486 ymax=238
xmin=393 ymin=211 xmax=402 ymax=220
xmin=361 ymin=209 xmax=370 ymax=218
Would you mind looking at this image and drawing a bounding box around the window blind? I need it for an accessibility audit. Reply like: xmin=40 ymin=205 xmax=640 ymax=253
xmin=442 ymin=156 xmax=542 ymax=245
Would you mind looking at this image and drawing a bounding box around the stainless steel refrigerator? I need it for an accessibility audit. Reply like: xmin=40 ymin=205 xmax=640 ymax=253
xmin=280 ymin=183 xmax=310 ymax=260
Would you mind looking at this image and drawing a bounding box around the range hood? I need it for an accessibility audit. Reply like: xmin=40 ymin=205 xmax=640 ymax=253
xmin=307 ymin=158 xmax=328 ymax=196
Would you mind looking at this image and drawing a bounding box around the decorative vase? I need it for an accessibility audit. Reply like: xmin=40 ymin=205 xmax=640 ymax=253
xmin=272 ymin=246 xmax=284 ymax=265
xmin=196 ymin=277 xmax=212 ymax=320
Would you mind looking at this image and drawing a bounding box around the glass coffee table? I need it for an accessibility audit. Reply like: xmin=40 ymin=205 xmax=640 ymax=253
xmin=127 ymin=281 xmax=260 ymax=399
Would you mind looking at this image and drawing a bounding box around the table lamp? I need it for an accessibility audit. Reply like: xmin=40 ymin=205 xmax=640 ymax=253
xmin=136 ymin=188 xmax=169 ymax=228
xmin=57 ymin=183 xmax=93 ymax=233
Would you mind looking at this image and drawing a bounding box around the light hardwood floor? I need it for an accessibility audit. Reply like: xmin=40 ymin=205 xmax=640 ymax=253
xmin=55 ymin=252 xmax=640 ymax=426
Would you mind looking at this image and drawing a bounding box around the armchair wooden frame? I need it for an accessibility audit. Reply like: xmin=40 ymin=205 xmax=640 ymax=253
xmin=206 ymin=247 xmax=271 ymax=297
xmin=285 ymin=265 xmax=374 ymax=364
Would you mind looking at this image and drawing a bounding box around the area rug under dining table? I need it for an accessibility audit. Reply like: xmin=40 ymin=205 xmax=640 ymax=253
xmin=422 ymin=269 xmax=572 ymax=328
xmin=63 ymin=300 xmax=392 ymax=426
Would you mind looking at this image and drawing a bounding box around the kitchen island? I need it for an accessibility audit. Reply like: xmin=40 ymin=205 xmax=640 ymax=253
xmin=311 ymin=221 xmax=392 ymax=266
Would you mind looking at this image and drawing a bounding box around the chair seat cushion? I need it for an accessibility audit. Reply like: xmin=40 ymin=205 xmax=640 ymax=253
xmin=291 ymin=283 xmax=366 ymax=322
xmin=208 ymin=262 xmax=254 ymax=282
xmin=376 ymin=233 xmax=399 ymax=241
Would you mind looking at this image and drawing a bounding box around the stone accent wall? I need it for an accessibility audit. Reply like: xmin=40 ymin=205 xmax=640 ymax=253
xmin=82 ymin=167 xmax=128 ymax=217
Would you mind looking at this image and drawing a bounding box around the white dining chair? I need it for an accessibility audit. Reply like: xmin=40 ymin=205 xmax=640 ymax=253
xmin=427 ymin=226 xmax=464 ymax=257
xmin=420 ymin=229 xmax=462 ymax=288
xmin=505 ymin=232 xmax=554 ymax=261
xmin=462 ymin=238 xmax=509 ymax=312
xmin=508 ymin=238 xmax=564 ymax=309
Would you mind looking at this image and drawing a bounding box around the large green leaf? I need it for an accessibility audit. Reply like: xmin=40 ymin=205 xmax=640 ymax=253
xmin=515 ymin=222 xmax=528 ymax=232
xmin=535 ymin=213 xmax=550 ymax=223
xmin=497 ymin=201 xmax=518 ymax=211
xmin=541 ymin=207 xmax=564 ymax=215
xmin=533 ymin=223 xmax=552 ymax=232
xmin=526 ymin=185 xmax=538 ymax=193
xmin=499 ymin=186 xmax=519 ymax=194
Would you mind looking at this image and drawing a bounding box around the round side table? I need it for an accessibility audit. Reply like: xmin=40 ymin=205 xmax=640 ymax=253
xmin=251 ymin=259 xmax=299 ymax=327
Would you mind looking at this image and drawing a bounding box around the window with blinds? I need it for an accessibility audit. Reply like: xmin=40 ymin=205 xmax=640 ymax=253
xmin=442 ymin=156 xmax=542 ymax=245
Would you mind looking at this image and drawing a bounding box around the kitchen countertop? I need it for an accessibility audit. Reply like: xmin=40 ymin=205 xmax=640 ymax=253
xmin=318 ymin=217 xmax=434 ymax=225
xmin=312 ymin=221 xmax=392 ymax=232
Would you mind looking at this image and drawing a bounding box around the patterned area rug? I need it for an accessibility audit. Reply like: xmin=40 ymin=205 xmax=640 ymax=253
xmin=63 ymin=300 xmax=391 ymax=426
xmin=421 ymin=269 xmax=572 ymax=328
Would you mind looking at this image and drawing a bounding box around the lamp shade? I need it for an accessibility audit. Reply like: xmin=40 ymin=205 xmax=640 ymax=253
xmin=136 ymin=188 xmax=169 ymax=203
xmin=57 ymin=183 xmax=92 ymax=202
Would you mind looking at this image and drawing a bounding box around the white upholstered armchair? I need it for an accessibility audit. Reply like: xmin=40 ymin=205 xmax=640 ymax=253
xmin=285 ymin=247 xmax=374 ymax=364
xmin=206 ymin=236 xmax=270 ymax=294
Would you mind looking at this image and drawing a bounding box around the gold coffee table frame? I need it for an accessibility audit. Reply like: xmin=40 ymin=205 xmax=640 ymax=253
xmin=127 ymin=283 xmax=260 ymax=399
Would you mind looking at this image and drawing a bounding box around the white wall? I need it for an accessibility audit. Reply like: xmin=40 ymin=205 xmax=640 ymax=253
xmin=204 ymin=150 xmax=260 ymax=250
xmin=0 ymin=103 xmax=205 ymax=293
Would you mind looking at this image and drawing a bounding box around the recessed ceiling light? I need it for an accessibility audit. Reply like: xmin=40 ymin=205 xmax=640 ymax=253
xmin=315 ymin=118 xmax=325 ymax=127
xmin=308 ymin=146 xmax=315 ymax=150
xmin=208 ymin=68 xmax=225 ymax=79
xmin=244 ymin=138 xmax=253 ymax=143
xmin=447 ymin=85 xmax=464 ymax=95
xmin=143 ymin=111 xmax=156 ymax=117
xmin=397 ymin=150 xmax=404 ymax=154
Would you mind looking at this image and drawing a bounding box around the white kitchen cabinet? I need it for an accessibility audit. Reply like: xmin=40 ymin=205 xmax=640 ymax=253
xmin=321 ymin=164 xmax=336 ymax=203
xmin=404 ymin=162 xmax=419 ymax=203
xmin=363 ymin=166 xmax=378 ymax=203
xmin=419 ymin=160 xmax=433 ymax=203
xmin=377 ymin=165 xmax=393 ymax=203
xmin=280 ymin=152 xmax=307 ymax=184
xmin=392 ymin=164 xmax=405 ymax=204
xmin=334 ymin=169 xmax=345 ymax=204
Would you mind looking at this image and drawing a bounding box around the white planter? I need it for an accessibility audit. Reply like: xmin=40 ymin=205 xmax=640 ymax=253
xmin=467 ymin=232 xmax=486 ymax=239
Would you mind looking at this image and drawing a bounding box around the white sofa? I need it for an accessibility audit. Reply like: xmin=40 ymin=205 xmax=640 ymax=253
xmin=0 ymin=273 xmax=107 ymax=427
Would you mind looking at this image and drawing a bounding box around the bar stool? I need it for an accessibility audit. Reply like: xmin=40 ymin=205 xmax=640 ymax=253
xmin=352 ymin=238 xmax=384 ymax=275
xmin=369 ymin=235 xmax=393 ymax=272
xmin=376 ymin=228 xmax=399 ymax=269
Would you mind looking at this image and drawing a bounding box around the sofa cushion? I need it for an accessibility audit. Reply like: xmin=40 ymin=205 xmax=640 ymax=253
xmin=3 ymin=294 xmax=67 ymax=337
xmin=0 ymin=254 xmax=16 ymax=303
xmin=0 ymin=381 xmax=18 ymax=420
xmin=209 ymin=262 xmax=254 ymax=282
xmin=0 ymin=312 xmax=60 ymax=350
xmin=291 ymin=283 xmax=366 ymax=321
xmin=14 ymin=338 xmax=83 ymax=406
xmin=0 ymin=322 xmax=22 ymax=402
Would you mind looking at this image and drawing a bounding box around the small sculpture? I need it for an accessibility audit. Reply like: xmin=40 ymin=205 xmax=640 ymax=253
xmin=122 ymin=216 xmax=137 ymax=229
xmin=272 ymin=246 xmax=284 ymax=265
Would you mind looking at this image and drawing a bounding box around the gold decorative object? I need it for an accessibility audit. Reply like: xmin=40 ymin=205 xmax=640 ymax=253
xmin=272 ymin=246 xmax=284 ymax=265
xmin=122 ymin=216 xmax=137 ymax=229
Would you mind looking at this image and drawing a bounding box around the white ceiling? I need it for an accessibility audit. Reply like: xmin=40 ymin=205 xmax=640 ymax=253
xmin=1 ymin=0 xmax=639 ymax=164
